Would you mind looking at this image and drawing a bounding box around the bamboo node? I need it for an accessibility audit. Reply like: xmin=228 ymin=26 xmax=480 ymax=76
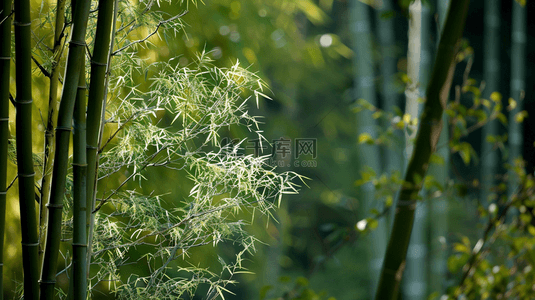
xmin=86 ymin=145 xmax=98 ymax=150
xmin=0 ymin=191 xmax=6 ymax=195
xmin=15 ymin=98 xmax=32 ymax=104
xmin=0 ymin=56 xmax=10 ymax=60
xmin=72 ymin=163 xmax=88 ymax=167
xmin=20 ymin=242 xmax=39 ymax=247
xmin=77 ymin=85 xmax=87 ymax=90
xmin=91 ymin=60 xmax=107 ymax=66
xmin=46 ymin=203 xmax=63 ymax=209
xmin=38 ymin=279 xmax=56 ymax=284
xmin=72 ymin=243 xmax=88 ymax=247
xmin=0 ymin=117 xmax=8 ymax=121
xmin=69 ymin=40 xmax=86 ymax=47
xmin=55 ymin=126 xmax=72 ymax=132
xmin=18 ymin=172 xmax=35 ymax=178
xmin=13 ymin=21 xmax=31 ymax=27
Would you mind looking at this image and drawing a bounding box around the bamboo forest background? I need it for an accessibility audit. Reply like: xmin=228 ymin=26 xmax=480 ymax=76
xmin=2 ymin=0 xmax=535 ymax=299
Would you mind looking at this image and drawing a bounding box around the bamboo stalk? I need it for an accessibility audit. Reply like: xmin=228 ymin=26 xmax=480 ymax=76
xmin=376 ymin=0 xmax=401 ymax=177
xmin=428 ymin=0 xmax=450 ymax=294
xmin=403 ymin=1 xmax=431 ymax=298
xmin=14 ymin=0 xmax=40 ymax=297
xmin=70 ymin=56 xmax=88 ymax=300
xmin=507 ymin=0 xmax=525 ymax=200
xmin=39 ymin=0 xmax=66 ymax=263
xmin=39 ymin=0 xmax=91 ymax=297
xmin=0 ymin=0 xmax=12 ymax=298
xmin=349 ymin=2 xmax=383 ymax=295
xmin=85 ymin=0 xmax=115 ymax=278
xmin=374 ymin=1 xmax=470 ymax=299
xmin=479 ymin=0 xmax=501 ymax=206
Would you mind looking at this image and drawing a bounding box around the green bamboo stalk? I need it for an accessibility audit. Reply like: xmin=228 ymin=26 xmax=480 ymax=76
xmin=39 ymin=0 xmax=91 ymax=297
xmin=403 ymin=1 xmax=431 ymax=299
xmin=507 ymin=0 xmax=525 ymax=200
xmin=479 ymin=0 xmax=500 ymax=206
xmin=428 ymin=0 xmax=450 ymax=294
xmin=85 ymin=0 xmax=115 ymax=278
xmin=375 ymin=0 xmax=401 ymax=175
xmin=374 ymin=1 xmax=470 ymax=299
xmin=13 ymin=0 xmax=40 ymax=298
xmin=39 ymin=0 xmax=66 ymax=263
xmin=70 ymin=56 xmax=88 ymax=300
xmin=0 ymin=0 xmax=12 ymax=298
xmin=349 ymin=2 xmax=383 ymax=295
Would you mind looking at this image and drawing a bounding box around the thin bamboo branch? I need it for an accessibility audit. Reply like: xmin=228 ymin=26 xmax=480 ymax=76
xmin=111 ymin=10 xmax=187 ymax=56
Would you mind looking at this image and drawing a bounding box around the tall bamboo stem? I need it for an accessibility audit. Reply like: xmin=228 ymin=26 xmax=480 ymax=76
xmin=428 ymin=0 xmax=450 ymax=294
xmin=39 ymin=0 xmax=91 ymax=297
xmin=403 ymin=1 xmax=431 ymax=298
xmin=0 ymin=0 xmax=12 ymax=298
xmin=479 ymin=0 xmax=501 ymax=206
xmin=70 ymin=56 xmax=88 ymax=300
xmin=376 ymin=0 xmax=401 ymax=177
xmin=349 ymin=2 xmax=383 ymax=295
xmin=507 ymin=0 xmax=525 ymax=200
xmin=14 ymin=0 xmax=40 ymax=298
xmin=39 ymin=0 xmax=66 ymax=263
xmin=84 ymin=0 xmax=115 ymax=282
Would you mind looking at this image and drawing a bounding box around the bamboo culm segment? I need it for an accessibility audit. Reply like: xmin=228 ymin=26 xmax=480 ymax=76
xmin=85 ymin=0 xmax=115 ymax=272
xmin=39 ymin=0 xmax=92 ymax=298
xmin=374 ymin=1 xmax=470 ymax=299
xmin=70 ymin=57 xmax=88 ymax=300
xmin=0 ymin=0 xmax=12 ymax=298
xmin=14 ymin=0 xmax=40 ymax=298
xmin=39 ymin=0 xmax=66 ymax=264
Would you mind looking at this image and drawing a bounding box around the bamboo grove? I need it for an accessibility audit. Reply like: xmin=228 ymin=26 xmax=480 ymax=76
xmin=0 ymin=0 xmax=304 ymax=298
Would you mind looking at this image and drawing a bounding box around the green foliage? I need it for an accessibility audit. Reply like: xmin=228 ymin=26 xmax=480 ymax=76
xmin=84 ymin=53 xmax=304 ymax=298
xmin=8 ymin=0 xmax=305 ymax=298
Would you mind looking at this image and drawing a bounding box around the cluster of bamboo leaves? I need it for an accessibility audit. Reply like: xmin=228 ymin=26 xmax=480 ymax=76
xmin=2 ymin=0 xmax=303 ymax=299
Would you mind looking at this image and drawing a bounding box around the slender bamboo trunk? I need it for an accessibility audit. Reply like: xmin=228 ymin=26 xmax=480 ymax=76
xmin=0 ymin=0 xmax=12 ymax=298
xmin=349 ymin=2 xmax=383 ymax=295
xmin=403 ymin=1 xmax=431 ymax=299
xmin=428 ymin=0 xmax=450 ymax=294
xmin=85 ymin=0 xmax=115 ymax=280
xmin=39 ymin=0 xmax=66 ymax=263
xmin=376 ymin=0 xmax=401 ymax=176
xmin=14 ymin=0 xmax=40 ymax=298
xmin=39 ymin=0 xmax=91 ymax=297
xmin=507 ymin=0 xmax=525 ymax=200
xmin=479 ymin=0 xmax=500 ymax=206
xmin=70 ymin=57 xmax=88 ymax=300
xmin=374 ymin=1 xmax=470 ymax=299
